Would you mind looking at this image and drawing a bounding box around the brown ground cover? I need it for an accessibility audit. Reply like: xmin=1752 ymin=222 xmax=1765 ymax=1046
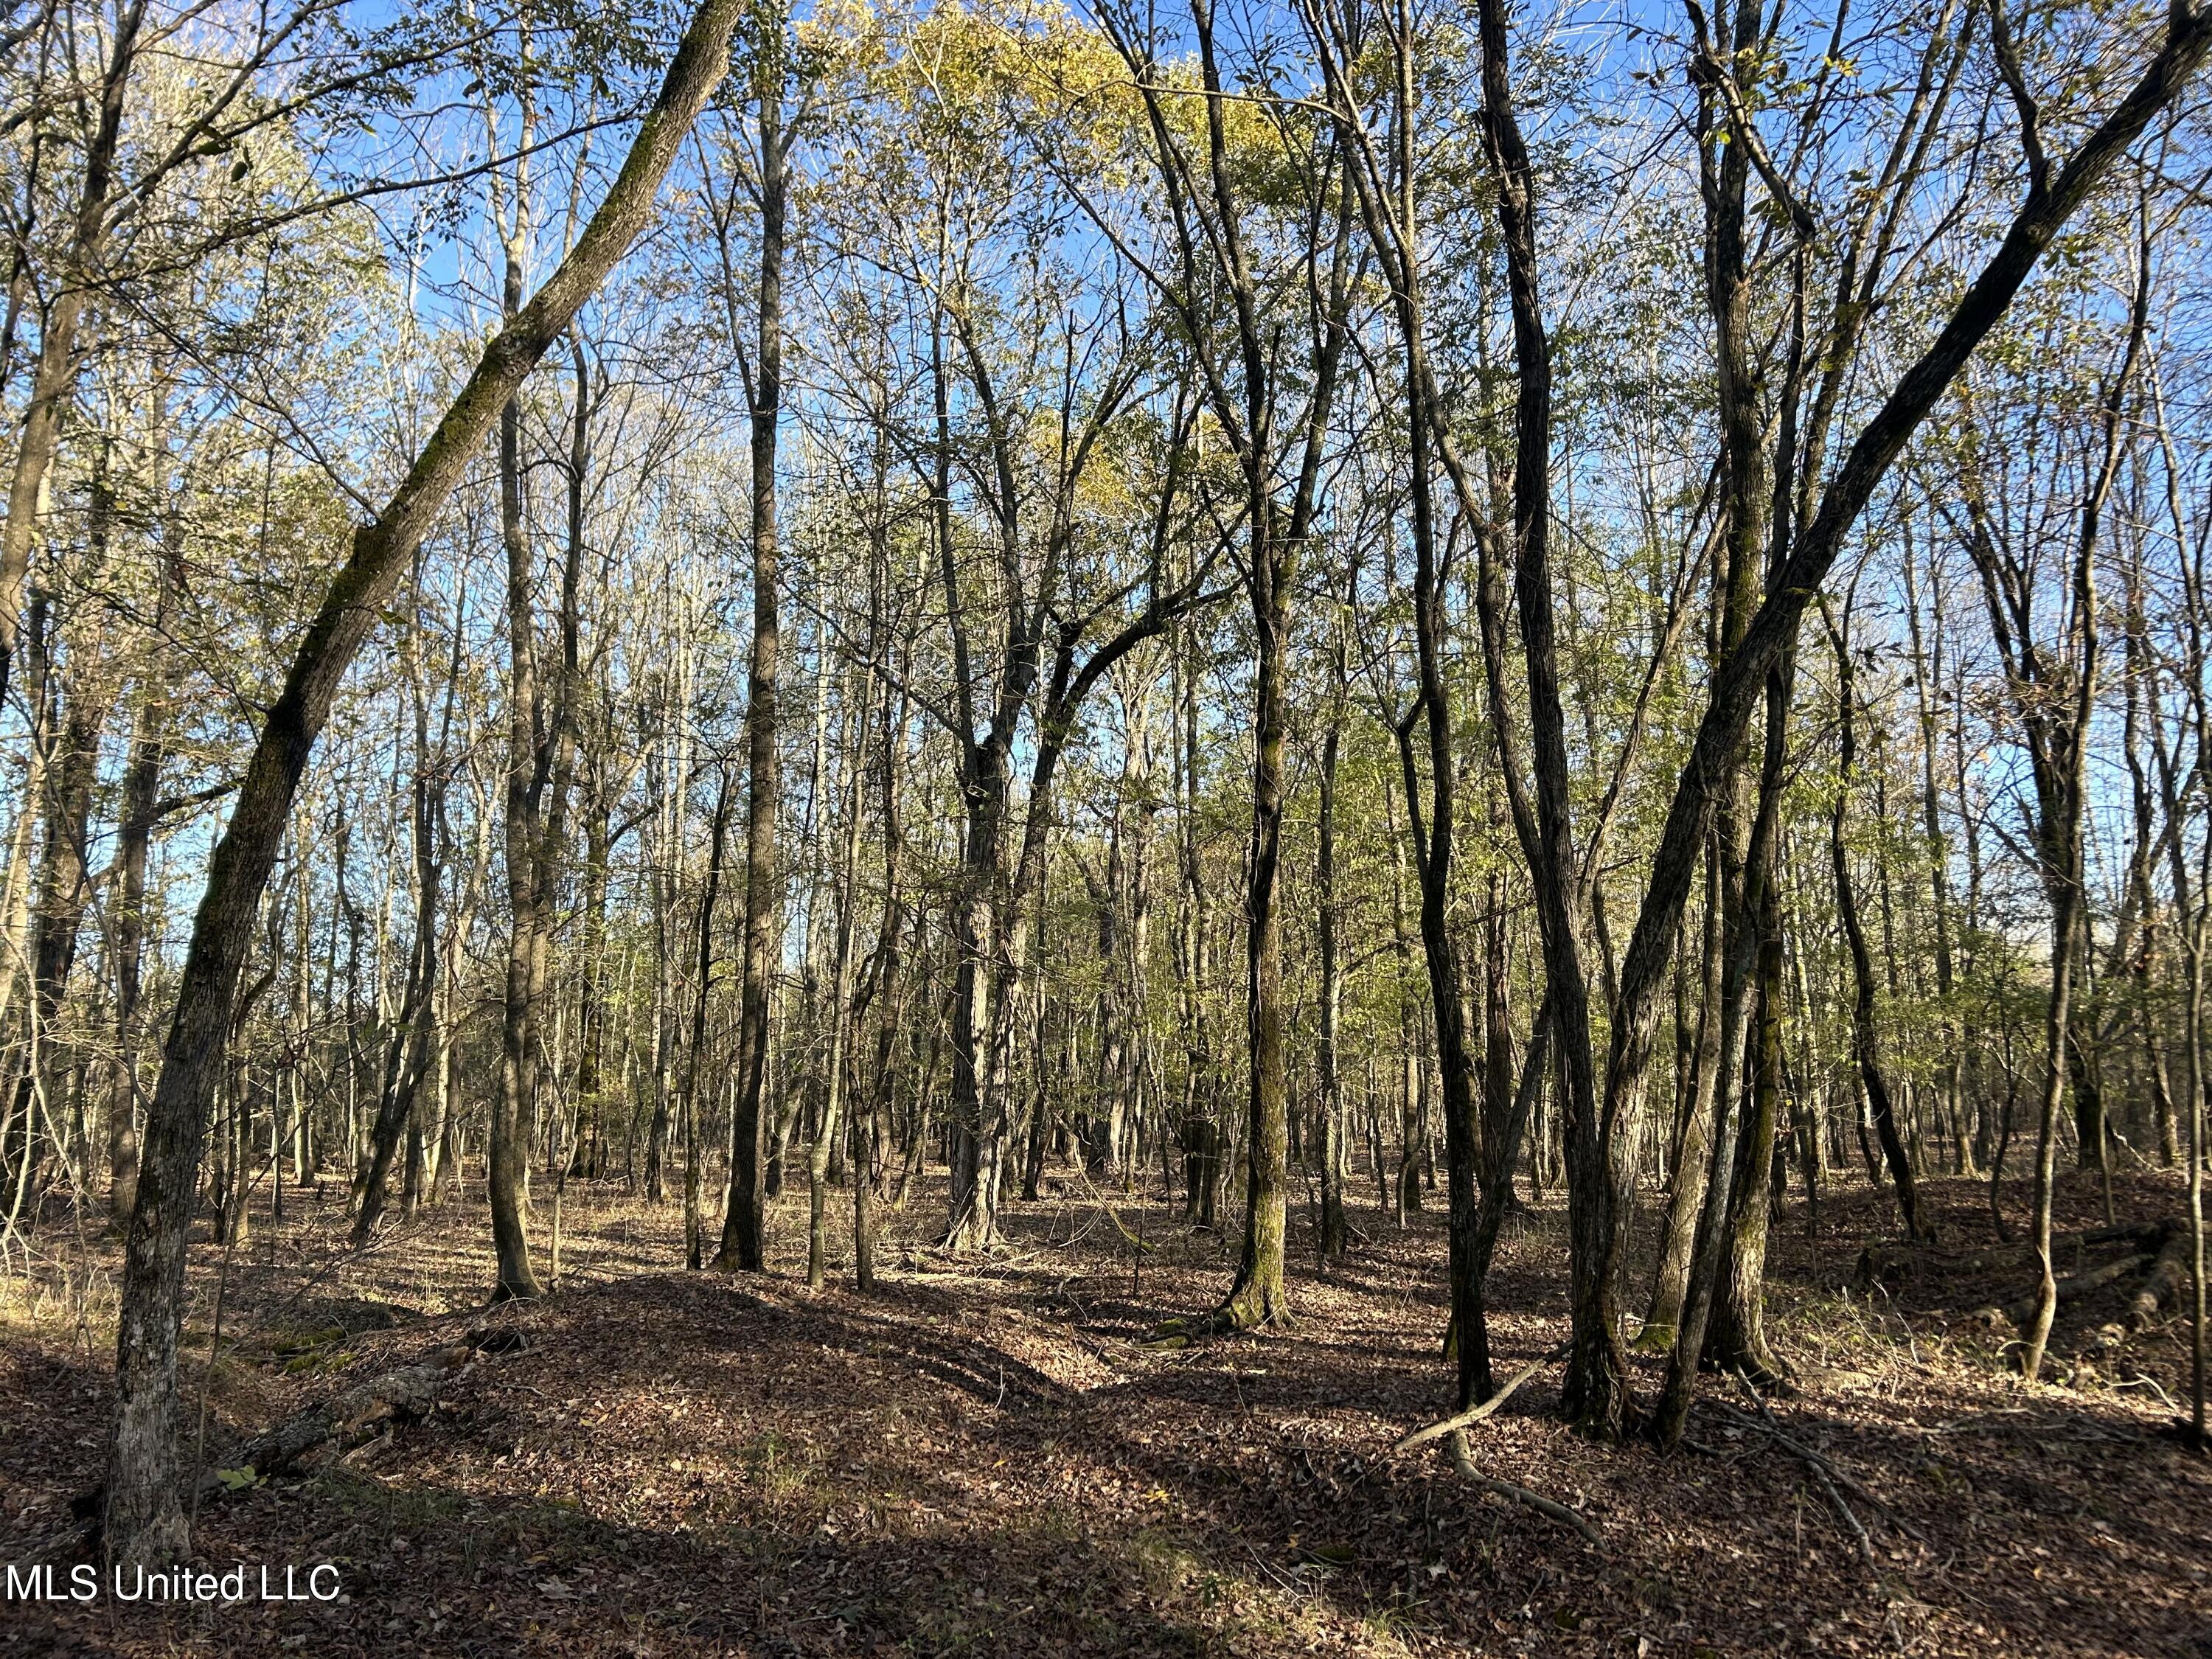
xmin=2 ymin=1166 xmax=2208 ymax=1656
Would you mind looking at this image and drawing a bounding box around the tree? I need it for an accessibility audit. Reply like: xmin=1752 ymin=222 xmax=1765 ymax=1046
xmin=98 ymin=0 xmax=752 ymax=1566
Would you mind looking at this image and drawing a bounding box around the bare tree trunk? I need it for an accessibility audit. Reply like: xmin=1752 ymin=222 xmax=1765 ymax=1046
xmin=854 ymin=682 xmax=906 ymax=1287
xmin=2151 ymin=376 xmax=2211 ymax=1443
xmin=1639 ymin=843 xmax=1722 ymax=1350
xmin=2006 ymin=250 xmax=2143 ymax=1380
xmin=809 ymin=679 xmax=867 ymax=1289
xmin=717 ymin=41 xmax=791 ymax=1273
xmin=107 ymin=543 xmax=176 ymax=1229
xmin=490 ymin=137 xmax=547 ymax=1303
xmin=353 ymin=613 xmax=440 ymax=1245
xmin=7 ymin=632 xmax=103 ymax=1211
xmin=1465 ymin=0 xmax=1622 ymax=1431
xmin=1172 ymin=625 xmax=1216 ymax=1228
xmin=685 ymin=765 xmax=734 ymax=1270
xmin=1316 ymin=619 xmax=1348 ymax=1261
xmin=1826 ymin=599 xmax=1922 ymax=1238
xmin=573 ymin=779 xmax=613 ymax=1180
xmin=0 ymin=3 xmax=142 ymax=704
xmin=1105 ymin=0 xmax=1346 ymax=1329
xmin=98 ymin=0 xmax=747 ymax=1565
xmin=1903 ymin=532 xmax=1972 ymax=1175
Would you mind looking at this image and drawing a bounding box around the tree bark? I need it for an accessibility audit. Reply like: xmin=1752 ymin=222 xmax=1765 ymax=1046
xmin=1316 ymin=613 xmax=1349 ymax=1261
xmin=1639 ymin=842 xmax=1722 ymax=1350
xmin=809 ymin=681 xmax=867 ymax=1289
xmin=1467 ymin=0 xmax=1623 ymax=1432
xmin=717 ymin=41 xmax=790 ymax=1274
xmin=1826 ymin=601 xmax=1922 ymax=1238
xmin=98 ymin=0 xmax=748 ymax=1566
xmin=490 ymin=137 xmax=548 ymax=1304
xmin=686 ymin=765 xmax=734 ymax=1270
xmin=353 ymin=608 xmax=440 ymax=1246
xmin=1598 ymin=13 xmax=2211 ymax=1332
xmin=0 ymin=2 xmax=142 ymax=706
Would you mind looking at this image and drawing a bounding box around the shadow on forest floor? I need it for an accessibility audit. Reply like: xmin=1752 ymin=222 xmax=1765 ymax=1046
xmin=3 ymin=1165 xmax=2208 ymax=1656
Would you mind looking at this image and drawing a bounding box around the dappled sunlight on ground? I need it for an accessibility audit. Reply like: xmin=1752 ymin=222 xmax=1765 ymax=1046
xmin=3 ymin=1166 xmax=2208 ymax=1655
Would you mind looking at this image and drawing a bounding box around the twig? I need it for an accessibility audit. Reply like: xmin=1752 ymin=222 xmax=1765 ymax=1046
xmin=1712 ymin=1391 xmax=1926 ymax=1543
xmin=1394 ymin=1340 xmax=1571 ymax=1452
xmin=1442 ymin=1429 xmax=1601 ymax=1548
xmin=189 ymin=1223 xmax=244 ymax=1533
xmin=1806 ymin=1428 xmax=1878 ymax=1573
xmin=1242 ymin=1540 xmax=1307 ymax=1597
xmin=1731 ymin=1377 xmax=1888 ymax=1584
xmin=2113 ymin=1372 xmax=2179 ymax=1413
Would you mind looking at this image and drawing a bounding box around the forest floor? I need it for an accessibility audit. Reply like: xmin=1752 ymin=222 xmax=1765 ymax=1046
xmin=2 ymin=1161 xmax=2209 ymax=1657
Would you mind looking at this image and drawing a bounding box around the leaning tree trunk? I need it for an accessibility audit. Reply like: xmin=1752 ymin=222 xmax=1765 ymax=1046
xmin=1595 ymin=6 xmax=2211 ymax=1446
xmin=99 ymin=0 xmax=747 ymax=1567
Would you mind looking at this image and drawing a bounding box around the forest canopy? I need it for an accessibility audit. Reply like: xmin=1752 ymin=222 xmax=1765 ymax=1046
xmin=1 ymin=0 xmax=2210 ymax=1645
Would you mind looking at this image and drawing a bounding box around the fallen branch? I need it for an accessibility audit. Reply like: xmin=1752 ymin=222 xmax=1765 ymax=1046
xmin=1732 ymin=1377 xmax=1880 ymax=1585
xmin=1088 ymin=1188 xmax=1161 ymax=1256
xmin=2127 ymin=1225 xmax=2192 ymax=1330
xmin=1804 ymin=1431 xmax=1878 ymax=1572
xmin=2005 ymin=1251 xmax=2154 ymax=1330
xmin=1444 ymin=1429 xmax=1601 ymax=1548
xmin=2083 ymin=1218 xmax=2182 ymax=1248
xmin=1856 ymin=1217 xmax=2179 ymax=1289
xmin=194 ymin=1343 xmax=475 ymax=1498
xmin=1394 ymin=1340 xmax=1571 ymax=1453
xmin=1715 ymin=1385 xmax=1928 ymax=1547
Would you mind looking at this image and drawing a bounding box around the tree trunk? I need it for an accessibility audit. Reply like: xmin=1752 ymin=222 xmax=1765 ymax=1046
xmin=717 ymin=49 xmax=788 ymax=1274
xmin=0 ymin=1 xmax=142 ymax=705
xmin=1638 ymin=841 xmax=1722 ymax=1351
xmin=1316 ymin=630 xmax=1348 ymax=1261
xmin=98 ymin=0 xmax=747 ymax=1565
xmin=355 ymin=594 xmax=442 ymax=1245
xmin=685 ymin=765 xmax=734 ymax=1270
xmin=107 ymin=548 xmax=176 ymax=1229
xmin=490 ymin=167 xmax=546 ymax=1304
xmin=809 ymin=682 xmax=867 ymax=1289
xmin=1467 ymin=0 xmax=1623 ymax=1433
xmin=1826 ymin=603 xmax=1921 ymax=1238
xmin=7 ymin=641 xmax=102 ymax=1210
